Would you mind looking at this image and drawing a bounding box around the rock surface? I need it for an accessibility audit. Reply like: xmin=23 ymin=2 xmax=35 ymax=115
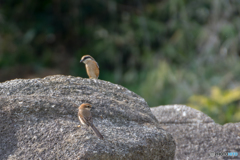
xmin=0 ymin=75 xmax=175 ymax=160
xmin=151 ymin=105 xmax=240 ymax=160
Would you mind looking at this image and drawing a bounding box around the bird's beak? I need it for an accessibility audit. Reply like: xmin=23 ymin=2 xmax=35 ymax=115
xmin=91 ymin=106 xmax=94 ymax=111
xmin=80 ymin=59 xmax=83 ymax=63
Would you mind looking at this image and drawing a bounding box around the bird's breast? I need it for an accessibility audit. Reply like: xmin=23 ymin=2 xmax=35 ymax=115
xmin=86 ymin=62 xmax=99 ymax=79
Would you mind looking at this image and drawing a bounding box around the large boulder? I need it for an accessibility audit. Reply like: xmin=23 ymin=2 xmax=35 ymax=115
xmin=151 ymin=105 xmax=240 ymax=160
xmin=0 ymin=75 xmax=175 ymax=160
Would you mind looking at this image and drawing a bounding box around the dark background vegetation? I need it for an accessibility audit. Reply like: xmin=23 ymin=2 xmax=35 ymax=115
xmin=1 ymin=0 xmax=240 ymax=124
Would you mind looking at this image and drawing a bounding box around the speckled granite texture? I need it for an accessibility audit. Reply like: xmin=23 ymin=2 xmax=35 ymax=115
xmin=151 ymin=105 xmax=240 ymax=160
xmin=0 ymin=75 xmax=175 ymax=160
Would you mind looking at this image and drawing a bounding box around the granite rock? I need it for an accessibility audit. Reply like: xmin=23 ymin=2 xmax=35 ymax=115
xmin=0 ymin=75 xmax=175 ymax=160
xmin=151 ymin=105 xmax=240 ymax=160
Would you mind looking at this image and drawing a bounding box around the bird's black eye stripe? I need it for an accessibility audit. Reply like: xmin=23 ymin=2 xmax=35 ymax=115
xmin=83 ymin=56 xmax=92 ymax=61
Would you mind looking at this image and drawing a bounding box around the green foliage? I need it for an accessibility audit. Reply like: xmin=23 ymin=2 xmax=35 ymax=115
xmin=188 ymin=87 xmax=240 ymax=124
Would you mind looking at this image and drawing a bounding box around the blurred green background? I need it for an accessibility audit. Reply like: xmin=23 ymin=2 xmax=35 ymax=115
xmin=0 ymin=0 xmax=240 ymax=124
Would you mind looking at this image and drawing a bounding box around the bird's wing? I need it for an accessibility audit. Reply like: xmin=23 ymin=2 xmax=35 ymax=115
xmin=95 ymin=61 xmax=99 ymax=69
xmin=85 ymin=116 xmax=93 ymax=126
xmin=79 ymin=113 xmax=91 ymax=127
xmin=91 ymin=56 xmax=99 ymax=69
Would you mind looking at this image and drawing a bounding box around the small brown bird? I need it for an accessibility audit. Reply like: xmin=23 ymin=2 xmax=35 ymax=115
xmin=78 ymin=103 xmax=103 ymax=139
xmin=80 ymin=55 xmax=99 ymax=79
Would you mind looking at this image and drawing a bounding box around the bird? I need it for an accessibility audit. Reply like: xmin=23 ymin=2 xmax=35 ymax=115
xmin=80 ymin=55 xmax=104 ymax=112
xmin=80 ymin=55 xmax=99 ymax=79
xmin=78 ymin=103 xmax=104 ymax=139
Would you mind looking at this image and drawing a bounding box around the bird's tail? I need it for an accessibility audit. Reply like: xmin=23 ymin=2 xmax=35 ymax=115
xmin=90 ymin=124 xmax=104 ymax=139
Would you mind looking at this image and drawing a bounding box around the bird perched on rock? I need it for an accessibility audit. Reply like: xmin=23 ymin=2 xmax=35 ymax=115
xmin=78 ymin=103 xmax=103 ymax=139
xmin=80 ymin=55 xmax=99 ymax=79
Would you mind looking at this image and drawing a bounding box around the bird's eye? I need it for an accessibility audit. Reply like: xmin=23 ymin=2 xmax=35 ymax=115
xmin=83 ymin=56 xmax=91 ymax=61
